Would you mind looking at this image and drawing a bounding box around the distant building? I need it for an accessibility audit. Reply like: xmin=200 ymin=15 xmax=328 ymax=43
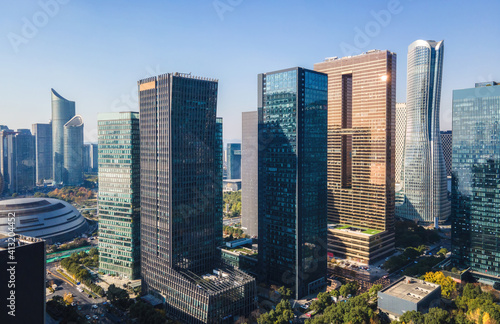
xmin=395 ymin=103 xmax=406 ymax=206
xmin=241 ymin=111 xmax=258 ymax=238
xmin=378 ymin=276 xmax=441 ymax=321
xmin=227 ymin=143 xmax=241 ymax=179
xmin=258 ymin=67 xmax=328 ymax=299
xmin=32 ymin=123 xmax=53 ymax=182
xmin=452 ymin=81 xmax=500 ymax=281
xmin=98 ymin=112 xmax=140 ymax=280
xmin=440 ymin=131 xmax=452 ymax=177
xmin=1 ymin=129 xmax=36 ymax=193
xmin=314 ymin=50 xmax=396 ymax=265
xmin=0 ymin=235 xmax=46 ymax=324
xmin=400 ymin=40 xmax=450 ymax=223
xmin=51 ymin=89 xmax=75 ymax=184
xmin=139 ymin=73 xmax=256 ymax=323
xmin=223 ymin=179 xmax=241 ymax=192
xmin=83 ymin=143 xmax=98 ymax=173
xmin=63 ymin=115 xmax=84 ymax=185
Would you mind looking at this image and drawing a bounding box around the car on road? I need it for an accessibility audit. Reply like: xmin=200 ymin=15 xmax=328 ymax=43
xmin=93 ymin=315 xmax=99 ymax=319
xmin=92 ymin=305 xmax=98 ymax=309
xmin=86 ymin=315 xmax=91 ymax=320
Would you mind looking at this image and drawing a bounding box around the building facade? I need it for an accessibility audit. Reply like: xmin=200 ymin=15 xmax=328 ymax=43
xmin=395 ymin=103 xmax=406 ymax=206
xmin=98 ymin=112 xmax=141 ymax=279
xmin=63 ymin=115 xmax=84 ymax=186
xmin=1 ymin=129 xmax=36 ymax=194
xmin=400 ymin=40 xmax=450 ymax=223
xmin=314 ymin=50 xmax=396 ymax=264
xmin=139 ymin=73 xmax=255 ymax=323
xmin=440 ymin=130 xmax=452 ymax=178
xmin=241 ymin=111 xmax=258 ymax=238
xmin=227 ymin=143 xmax=241 ymax=179
xmin=83 ymin=143 xmax=98 ymax=173
xmin=258 ymin=67 xmax=328 ymax=299
xmin=51 ymin=89 xmax=75 ymax=183
xmin=32 ymin=123 xmax=53 ymax=183
xmin=451 ymin=81 xmax=500 ymax=280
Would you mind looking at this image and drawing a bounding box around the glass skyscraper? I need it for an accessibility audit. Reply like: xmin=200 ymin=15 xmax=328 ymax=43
xmin=314 ymin=50 xmax=396 ymax=265
xmin=258 ymin=67 xmax=328 ymax=299
xmin=32 ymin=123 xmax=52 ymax=183
xmin=63 ymin=115 xmax=84 ymax=186
xmin=139 ymin=73 xmax=255 ymax=323
xmin=241 ymin=111 xmax=258 ymax=238
xmin=400 ymin=40 xmax=450 ymax=223
xmin=226 ymin=143 xmax=241 ymax=179
xmin=51 ymin=89 xmax=75 ymax=183
xmin=452 ymin=81 xmax=500 ymax=279
xmin=98 ymin=112 xmax=141 ymax=279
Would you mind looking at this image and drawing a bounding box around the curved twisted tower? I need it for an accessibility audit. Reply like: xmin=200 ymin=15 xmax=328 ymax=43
xmin=401 ymin=40 xmax=450 ymax=223
xmin=51 ymin=89 xmax=75 ymax=183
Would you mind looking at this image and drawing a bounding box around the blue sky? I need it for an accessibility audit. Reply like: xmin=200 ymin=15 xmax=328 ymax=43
xmin=1 ymin=0 xmax=499 ymax=143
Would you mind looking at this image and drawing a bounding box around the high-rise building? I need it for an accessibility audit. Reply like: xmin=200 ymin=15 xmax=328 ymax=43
xmin=227 ymin=143 xmax=241 ymax=179
xmin=83 ymin=143 xmax=98 ymax=173
xmin=0 ymin=235 xmax=46 ymax=324
xmin=314 ymin=50 xmax=396 ymax=265
xmin=241 ymin=111 xmax=258 ymax=238
xmin=139 ymin=73 xmax=255 ymax=323
xmin=32 ymin=123 xmax=53 ymax=182
xmin=2 ymin=129 xmax=36 ymax=193
xmin=98 ymin=112 xmax=141 ymax=279
xmin=395 ymin=103 xmax=406 ymax=206
xmin=63 ymin=115 xmax=84 ymax=185
xmin=452 ymin=81 xmax=500 ymax=280
xmin=440 ymin=130 xmax=452 ymax=178
xmin=400 ymin=40 xmax=450 ymax=223
xmin=258 ymin=67 xmax=328 ymax=299
xmin=0 ymin=128 xmax=14 ymax=193
xmin=51 ymin=89 xmax=75 ymax=183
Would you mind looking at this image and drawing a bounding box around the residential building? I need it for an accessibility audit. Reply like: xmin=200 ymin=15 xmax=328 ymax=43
xmin=400 ymin=40 xmax=450 ymax=223
xmin=241 ymin=111 xmax=258 ymax=238
xmin=227 ymin=143 xmax=241 ymax=179
xmin=314 ymin=50 xmax=396 ymax=264
xmin=139 ymin=73 xmax=256 ymax=323
xmin=98 ymin=112 xmax=141 ymax=279
xmin=258 ymin=67 xmax=328 ymax=299
xmin=451 ymin=81 xmax=500 ymax=281
xmin=51 ymin=89 xmax=75 ymax=183
xmin=32 ymin=123 xmax=53 ymax=183
xmin=63 ymin=115 xmax=84 ymax=185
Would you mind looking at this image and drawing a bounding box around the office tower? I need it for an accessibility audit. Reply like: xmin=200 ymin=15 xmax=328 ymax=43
xmin=32 ymin=123 xmax=53 ymax=182
xmin=0 ymin=128 xmax=14 ymax=193
xmin=139 ymin=73 xmax=255 ymax=323
xmin=241 ymin=111 xmax=258 ymax=238
xmin=314 ymin=50 xmax=396 ymax=265
xmin=98 ymin=112 xmax=140 ymax=279
xmin=452 ymin=81 xmax=500 ymax=279
xmin=51 ymin=89 xmax=75 ymax=183
xmin=63 ymin=115 xmax=84 ymax=185
xmin=227 ymin=143 xmax=241 ymax=179
xmin=440 ymin=130 xmax=452 ymax=177
xmin=2 ymin=129 xmax=36 ymax=193
xmin=258 ymin=67 xmax=328 ymax=299
xmin=0 ymin=235 xmax=46 ymax=324
xmin=395 ymin=103 xmax=406 ymax=206
xmin=83 ymin=144 xmax=98 ymax=173
xmin=400 ymin=40 xmax=450 ymax=223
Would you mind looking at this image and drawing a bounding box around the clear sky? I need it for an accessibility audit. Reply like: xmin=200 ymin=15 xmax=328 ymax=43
xmin=1 ymin=0 xmax=499 ymax=143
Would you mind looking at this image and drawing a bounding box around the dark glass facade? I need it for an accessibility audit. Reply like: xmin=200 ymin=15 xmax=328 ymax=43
xmin=452 ymin=82 xmax=500 ymax=278
xmin=227 ymin=143 xmax=241 ymax=179
xmin=139 ymin=73 xmax=255 ymax=323
xmin=258 ymin=67 xmax=328 ymax=299
xmin=98 ymin=112 xmax=140 ymax=279
xmin=1 ymin=129 xmax=35 ymax=194
xmin=63 ymin=115 xmax=84 ymax=185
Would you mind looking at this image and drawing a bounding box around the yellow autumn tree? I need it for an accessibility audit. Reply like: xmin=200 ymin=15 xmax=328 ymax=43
xmin=63 ymin=292 xmax=74 ymax=305
xmin=422 ymin=271 xmax=457 ymax=299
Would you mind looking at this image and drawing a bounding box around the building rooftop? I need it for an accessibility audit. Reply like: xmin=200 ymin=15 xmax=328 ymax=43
xmin=380 ymin=276 xmax=440 ymax=304
xmin=328 ymin=224 xmax=382 ymax=236
xmin=178 ymin=265 xmax=254 ymax=295
xmin=0 ymin=234 xmax=44 ymax=250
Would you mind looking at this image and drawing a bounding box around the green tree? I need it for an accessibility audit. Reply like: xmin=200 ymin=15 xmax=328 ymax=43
xmin=424 ymin=308 xmax=450 ymax=324
xmin=339 ymin=281 xmax=358 ymax=297
xmin=277 ymin=286 xmax=293 ymax=300
xmin=437 ymin=248 xmax=448 ymax=257
xmin=398 ymin=310 xmax=425 ymax=324
xmin=310 ymin=292 xmax=333 ymax=313
xmin=257 ymin=300 xmax=294 ymax=324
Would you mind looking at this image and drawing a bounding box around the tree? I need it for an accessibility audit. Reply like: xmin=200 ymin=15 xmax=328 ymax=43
xmin=422 ymin=272 xmax=457 ymax=299
xmin=257 ymin=300 xmax=294 ymax=324
xmin=63 ymin=292 xmax=74 ymax=305
xmin=368 ymin=284 xmax=383 ymax=299
xmin=310 ymin=292 xmax=333 ymax=313
xmin=339 ymin=281 xmax=358 ymax=297
xmin=398 ymin=310 xmax=425 ymax=324
xmin=437 ymin=248 xmax=448 ymax=257
xmin=424 ymin=308 xmax=450 ymax=324
xmin=277 ymin=286 xmax=293 ymax=300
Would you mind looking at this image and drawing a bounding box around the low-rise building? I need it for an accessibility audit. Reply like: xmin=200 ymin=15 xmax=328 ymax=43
xmin=378 ymin=276 xmax=441 ymax=321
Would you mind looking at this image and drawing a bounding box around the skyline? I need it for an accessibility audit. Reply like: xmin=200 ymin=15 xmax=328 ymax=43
xmin=1 ymin=0 xmax=499 ymax=142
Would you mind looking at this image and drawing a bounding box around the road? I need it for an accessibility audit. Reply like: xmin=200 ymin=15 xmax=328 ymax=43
xmin=223 ymin=216 xmax=241 ymax=226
